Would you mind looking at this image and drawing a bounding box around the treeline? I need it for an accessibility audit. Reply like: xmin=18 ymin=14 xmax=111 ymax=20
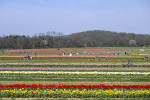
xmin=0 ymin=30 xmax=150 ymax=49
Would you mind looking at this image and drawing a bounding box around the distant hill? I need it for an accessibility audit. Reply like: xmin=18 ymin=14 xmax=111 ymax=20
xmin=0 ymin=30 xmax=150 ymax=49
xmin=61 ymin=30 xmax=150 ymax=47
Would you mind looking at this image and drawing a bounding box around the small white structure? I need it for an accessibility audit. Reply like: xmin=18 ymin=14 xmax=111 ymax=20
xmin=140 ymin=49 xmax=144 ymax=51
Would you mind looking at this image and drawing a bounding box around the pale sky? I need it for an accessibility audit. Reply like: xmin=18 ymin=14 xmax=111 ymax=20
xmin=0 ymin=0 xmax=150 ymax=36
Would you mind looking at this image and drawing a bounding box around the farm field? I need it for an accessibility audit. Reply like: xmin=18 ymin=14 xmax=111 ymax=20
xmin=0 ymin=47 xmax=150 ymax=99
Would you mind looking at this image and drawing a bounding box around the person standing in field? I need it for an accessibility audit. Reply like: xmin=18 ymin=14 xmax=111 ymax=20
xmin=63 ymin=52 xmax=65 ymax=56
xmin=69 ymin=53 xmax=72 ymax=57
xmin=76 ymin=52 xmax=79 ymax=56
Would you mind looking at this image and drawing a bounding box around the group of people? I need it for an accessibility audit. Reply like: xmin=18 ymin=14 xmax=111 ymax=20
xmin=28 ymin=55 xmax=33 ymax=60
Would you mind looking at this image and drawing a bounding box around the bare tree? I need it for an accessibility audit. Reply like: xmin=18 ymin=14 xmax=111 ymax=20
xmin=129 ymin=39 xmax=136 ymax=46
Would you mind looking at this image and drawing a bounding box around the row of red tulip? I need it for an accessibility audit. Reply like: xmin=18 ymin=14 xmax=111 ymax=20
xmin=0 ymin=84 xmax=150 ymax=89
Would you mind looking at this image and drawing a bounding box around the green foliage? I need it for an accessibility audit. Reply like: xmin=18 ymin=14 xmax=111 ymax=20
xmin=0 ymin=30 xmax=150 ymax=49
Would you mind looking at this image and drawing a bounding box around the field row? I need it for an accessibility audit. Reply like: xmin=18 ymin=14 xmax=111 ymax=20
xmin=1 ymin=64 xmax=150 ymax=68
xmin=0 ymin=84 xmax=150 ymax=98
xmin=1 ymin=84 xmax=150 ymax=89
xmin=1 ymin=71 xmax=150 ymax=75
xmin=1 ymin=69 xmax=150 ymax=72
xmin=0 ymin=57 xmax=149 ymax=61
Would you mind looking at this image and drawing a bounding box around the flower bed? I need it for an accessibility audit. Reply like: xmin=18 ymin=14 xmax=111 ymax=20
xmin=0 ymin=84 xmax=150 ymax=98
xmin=1 ymin=71 xmax=150 ymax=75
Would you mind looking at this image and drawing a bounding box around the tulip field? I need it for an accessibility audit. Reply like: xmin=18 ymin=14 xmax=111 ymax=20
xmin=1 ymin=84 xmax=150 ymax=98
xmin=0 ymin=47 xmax=150 ymax=99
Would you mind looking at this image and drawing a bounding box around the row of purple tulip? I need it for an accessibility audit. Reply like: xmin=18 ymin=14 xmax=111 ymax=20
xmin=0 ymin=68 xmax=150 ymax=70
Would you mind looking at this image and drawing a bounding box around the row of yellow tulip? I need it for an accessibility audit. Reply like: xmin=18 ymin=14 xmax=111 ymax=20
xmin=0 ymin=88 xmax=150 ymax=98
xmin=0 ymin=71 xmax=150 ymax=75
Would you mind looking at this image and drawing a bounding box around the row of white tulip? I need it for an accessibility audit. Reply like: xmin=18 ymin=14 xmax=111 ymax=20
xmin=0 ymin=71 xmax=150 ymax=75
